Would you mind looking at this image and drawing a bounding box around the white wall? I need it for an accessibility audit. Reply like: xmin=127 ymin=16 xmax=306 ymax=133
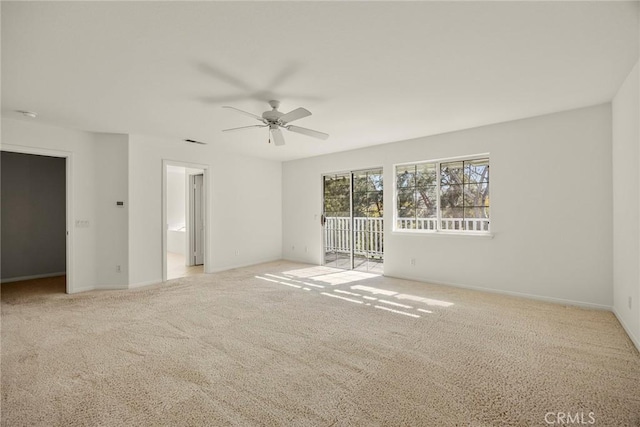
xmin=166 ymin=167 xmax=186 ymax=255
xmin=1 ymin=119 xmax=283 ymax=290
xmin=1 ymin=119 xmax=129 ymax=292
xmin=94 ymin=133 xmax=129 ymax=289
xmin=612 ymin=60 xmax=640 ymax=349
xmin=283 ymin=104 xmax=613 ymax=308
xmin=167 ymin=168 xmax=186 ymax=230
xmin=128 ymin=134 xmax=282 ymax=286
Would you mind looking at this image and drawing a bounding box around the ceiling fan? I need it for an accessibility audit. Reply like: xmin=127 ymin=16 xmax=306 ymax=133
xmin=222 ymin=100 xmax=329 ymax=146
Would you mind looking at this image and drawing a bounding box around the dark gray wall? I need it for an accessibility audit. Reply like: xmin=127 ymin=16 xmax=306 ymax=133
xmin=1 ymin=152 xmax=66 ymax=280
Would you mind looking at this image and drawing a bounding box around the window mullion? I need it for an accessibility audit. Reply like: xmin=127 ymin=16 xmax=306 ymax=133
xmin=462 ymin=160 xmax=466 ymax=231
xmin=414 ymin=165 xmax=418 ymax=230
xmin=436 ymin=162 xmax=441 ymax=232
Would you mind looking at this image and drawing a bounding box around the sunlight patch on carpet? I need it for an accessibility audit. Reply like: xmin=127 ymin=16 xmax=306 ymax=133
xmin=256 ymin=268 xmax=452 ymax=320
xmin=280 ymin=266 xmax=379 ymax=286
xmin=352 ymin=285 xmax=454 ymax=308
xmin=374 ymin=305 xmax=421 ymax=318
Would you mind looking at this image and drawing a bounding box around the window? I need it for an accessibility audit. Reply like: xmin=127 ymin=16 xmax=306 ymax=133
xmin=395 ymin=156 xmax=490 ymax=233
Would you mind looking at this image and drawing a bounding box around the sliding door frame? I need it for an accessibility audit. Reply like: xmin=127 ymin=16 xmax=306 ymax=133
xmin=321 ymin=166 xmax=383 ymax=271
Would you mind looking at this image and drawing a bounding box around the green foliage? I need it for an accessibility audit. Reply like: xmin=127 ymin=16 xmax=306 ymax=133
xmin=323 ymin=173 xmax=350 ymax=216
xmin=396 ymin=163 xmax=437 ymax=219
xmin=323 ymin=170 xmax=383 ymax=217
xmin=396 ymin=158 xmax=490 ymax=223
xmin=440 ymin=159 xmax=489 ymax=219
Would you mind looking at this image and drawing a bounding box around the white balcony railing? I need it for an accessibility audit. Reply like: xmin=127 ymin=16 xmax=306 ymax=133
xmin=324 ymin=217 xmax=384 ymax=258
xmin=396 ymin=217 xmax=489 ymax=232
xmin=324 ymin=216 xmax=490 ymax=256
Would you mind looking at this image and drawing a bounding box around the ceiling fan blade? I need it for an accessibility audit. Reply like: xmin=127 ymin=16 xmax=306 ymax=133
xmin=270 ymin=127 xmax=286 ymax=146
xmin=201 ymin=94 xmax=257 ymax=104
xmin=267 ymin=63 xmax=299 ymax=89
xmin=286 ymin=125 xmax=329 ymax=140
xmin=279 ymin=107 xmax=311 ymax=124
xmin=222 ymin=125 xmax=268 ymax=133
xmin=222 ymin=106 xmax=264 ymax=122
xmin=197 ymin=62 xmax=254 ymax=92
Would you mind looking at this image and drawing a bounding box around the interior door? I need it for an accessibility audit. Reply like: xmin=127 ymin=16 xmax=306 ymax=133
xmin=193 ymin=174 xmax=204 ymax=265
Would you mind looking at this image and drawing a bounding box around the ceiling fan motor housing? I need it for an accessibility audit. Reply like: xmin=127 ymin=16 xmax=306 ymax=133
xmin=262 ymin=99 xmax=284 ymax=123
xmin=262 ymin=110 xmax=283 ymax=123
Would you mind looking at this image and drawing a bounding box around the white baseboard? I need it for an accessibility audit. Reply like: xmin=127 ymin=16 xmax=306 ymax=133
xmin=612 ymin=308 xmax=640 ymax=352
xmin=283 ymin=255 xmax=317 ymax=265
xmin=129 ymin=257 xmax=283 ymax=286
xmin=386 ymin=272 xmax=612 ymax=311
xmin=68 ymin=285 xmax=95 ymax=294
xmin=96 ymin=283 xmax=128 ymax=291
xmin=209 ymin=257 xmax=283 ymax=273
xmin=1 ymin=272 xmax=65 ymax=284
xmin=128 ymin=279 xmax=162 ymax=289
xmin=72 ymin=281 xmax=155 ymax=292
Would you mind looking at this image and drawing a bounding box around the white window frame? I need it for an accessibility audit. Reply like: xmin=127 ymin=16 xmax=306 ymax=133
xmin=393 ymin=154 xmax=491 ymax=236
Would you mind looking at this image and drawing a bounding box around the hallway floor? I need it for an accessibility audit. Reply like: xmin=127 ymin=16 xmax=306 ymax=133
xmin=167 ymin=251 xmax=203 ymax=280
xmin=1 ymin=275 xmax=66 ymax=297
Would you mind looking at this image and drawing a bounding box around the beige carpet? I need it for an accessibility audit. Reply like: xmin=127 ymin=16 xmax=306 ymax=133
xmin=2 ymin=261 xmax=639 ymax=426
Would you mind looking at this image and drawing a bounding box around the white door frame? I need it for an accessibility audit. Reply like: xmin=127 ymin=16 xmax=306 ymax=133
xmin=188 ymin=173 xmax=205 ymax=266
xmin=1 ymin=144 xmax=74 ymax=294
xmin=161 ymin=159 xmax=210 ymax=281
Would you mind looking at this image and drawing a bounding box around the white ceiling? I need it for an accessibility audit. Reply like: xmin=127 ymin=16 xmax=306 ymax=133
xmin=2 ymin=1 xmax=638 ymax=162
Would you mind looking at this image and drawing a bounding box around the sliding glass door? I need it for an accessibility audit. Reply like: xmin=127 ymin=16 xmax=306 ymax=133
xmin=322 ymin=173 xmax=352 ymax=269
xmin=352 ymin=169 xmax=383 ymax=273
xmin=322 ymin=168 xmax=383 ymax=273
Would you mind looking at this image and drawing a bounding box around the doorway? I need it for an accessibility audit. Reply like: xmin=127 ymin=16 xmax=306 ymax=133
xmin=0 ymin=147 xmax=72 ymax=293
xmin=322 ymin=168 xmax=383 ymax=273
xmin=163 ymin=161 xmax=208 ymax=281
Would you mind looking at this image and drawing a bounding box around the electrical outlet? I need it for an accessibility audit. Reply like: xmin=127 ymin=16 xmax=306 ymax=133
xmin=304 ymin=246 xmax=308 ymax=253
xmin=291 ymin=245 xmax=295 ymax=251
xmin=629 ymin=296 xmax=633 ymax=310
xmin=410 ymin=258 xmax=416 ymax=266
xmin=116 ymin=265 xmax=121 ymax=273
xmin=235 ymin=249 xmax=240 ymax=256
